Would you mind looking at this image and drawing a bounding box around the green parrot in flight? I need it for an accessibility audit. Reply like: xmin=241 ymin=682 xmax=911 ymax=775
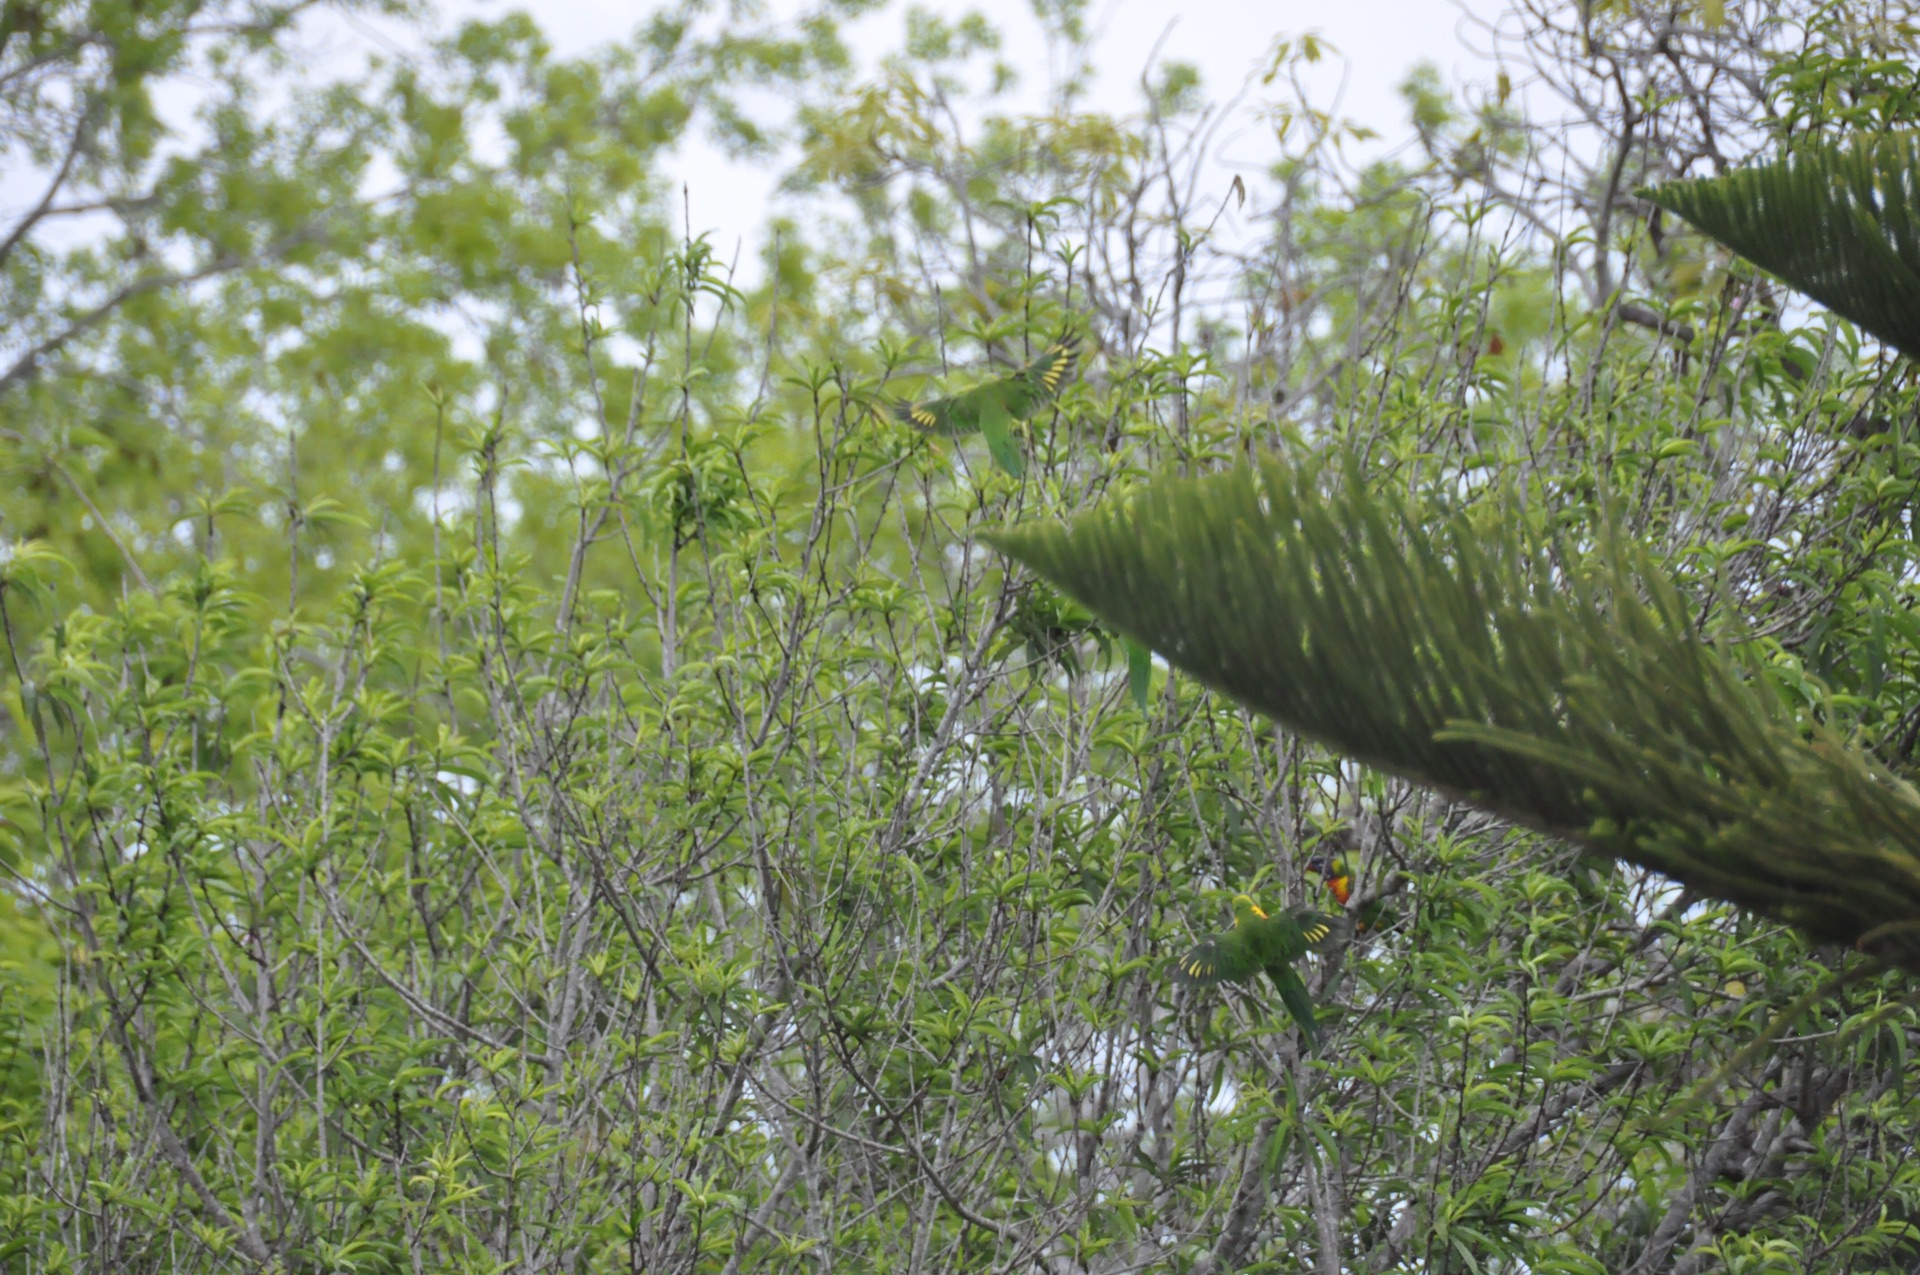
xmin=893 ymin=336 xmax=1080 ymax=477
xmin=1175 ymin=894 xmax=1343 ymax=1046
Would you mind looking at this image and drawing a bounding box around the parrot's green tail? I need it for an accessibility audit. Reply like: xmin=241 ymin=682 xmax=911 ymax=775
xmin=1269 ymin=964 xmax=1320 ymax=1049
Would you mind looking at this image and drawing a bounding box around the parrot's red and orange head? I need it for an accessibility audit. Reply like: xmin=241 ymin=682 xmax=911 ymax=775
xmin=1305 ymin=855 xmax=1353 ymax=907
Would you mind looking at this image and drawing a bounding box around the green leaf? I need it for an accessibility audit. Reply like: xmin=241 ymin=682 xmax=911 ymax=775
xmin=1126 ymin=638 xmax=1152 ymax=711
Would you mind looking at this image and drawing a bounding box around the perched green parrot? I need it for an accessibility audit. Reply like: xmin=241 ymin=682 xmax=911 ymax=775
xmin=1175 ymin=894 xmax=1343 ymax=1046
xmin=893 ymin=337 xmax=1080 ymax=476
xmin=1305 ymin=853 xmax=1392 ymax=934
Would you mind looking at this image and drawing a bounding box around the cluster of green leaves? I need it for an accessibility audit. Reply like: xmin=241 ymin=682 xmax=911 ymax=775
xmin=4 ymin=0 xmax=1920 ymax=1273
xmin=1 ymin=0 xmax=868 ymax=618
xmin=1764 ymin=2 xmax=1920 ymax=139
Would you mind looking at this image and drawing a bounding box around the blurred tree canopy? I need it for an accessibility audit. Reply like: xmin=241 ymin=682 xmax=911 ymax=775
xmin=4 ymin=0 xmax=1920 ymax=1272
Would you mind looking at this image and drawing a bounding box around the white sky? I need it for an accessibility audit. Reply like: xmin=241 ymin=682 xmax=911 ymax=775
xmin=392 ymin=0 xmax=1506 ymax=270
xmin=1 ymin=0 xmax=1508 ymax=273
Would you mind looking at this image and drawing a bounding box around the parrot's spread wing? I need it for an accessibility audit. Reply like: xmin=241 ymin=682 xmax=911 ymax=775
xmin=1021 ymin=338 xmax=1079 ymax=398
xmin=1285 ymin=907 xmax=1346 ymax=952
xmin=1253 ymin=907 xmax=1346 ymax=964
xmin=1175 ymin=932 xmax=1261 ymax=986
xmin=1267 ymin=963 xmax=1320 ymax=1048
xmin=895 ymin=397 xmax=952 ymax=433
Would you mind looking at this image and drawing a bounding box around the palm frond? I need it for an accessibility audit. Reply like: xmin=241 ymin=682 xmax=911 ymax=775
xmin=1643 ymin=134 xmax=1920 ymax=359
xmin=988 ymin=456 xmax=1920 ymax=975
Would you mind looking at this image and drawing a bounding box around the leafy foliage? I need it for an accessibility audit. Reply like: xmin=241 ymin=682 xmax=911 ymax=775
xmin=4 ymin=1 xmax=1920 ymax=1273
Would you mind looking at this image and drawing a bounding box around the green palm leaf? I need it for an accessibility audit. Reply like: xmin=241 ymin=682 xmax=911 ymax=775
xmin=988 ymin=456 xmax=1920 ymax=975
xmin=1643 ymin=134 xmax=1920 ymax=359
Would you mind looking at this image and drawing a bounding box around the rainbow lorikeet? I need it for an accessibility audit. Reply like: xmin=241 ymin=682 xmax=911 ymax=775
xmin=893 ymin=337 xmax=1080 ymax=477
xmin=1306 ymin=853 xmax=1390 ymax=933
xmin=1175 ymin=894 xmax=1343 ymax=1046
